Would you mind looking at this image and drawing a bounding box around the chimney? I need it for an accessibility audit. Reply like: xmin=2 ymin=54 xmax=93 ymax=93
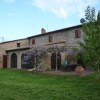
xmin=41 ymin=28 xmax=46 ymax=34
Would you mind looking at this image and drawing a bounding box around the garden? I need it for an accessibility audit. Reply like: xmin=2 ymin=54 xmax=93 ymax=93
xmin=0 ymin=69 xmax=100 ymax=100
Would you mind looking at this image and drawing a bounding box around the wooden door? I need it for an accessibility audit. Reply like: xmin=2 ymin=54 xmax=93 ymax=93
xmin=51 ymin=52 xmax=61 ymax=70
xmin=3 ymin=55 xmax=7 ymax=68
xmin=51 ymin=53 xmax=56 ymax=69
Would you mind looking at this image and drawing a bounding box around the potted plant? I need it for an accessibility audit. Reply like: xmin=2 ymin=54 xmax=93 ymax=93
xmin=75 ymin=65 xmax=84 ymax=76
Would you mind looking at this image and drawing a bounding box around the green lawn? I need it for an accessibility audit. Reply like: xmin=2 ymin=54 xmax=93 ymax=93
xmin=0 ymin=69 xmax=100 ymax=100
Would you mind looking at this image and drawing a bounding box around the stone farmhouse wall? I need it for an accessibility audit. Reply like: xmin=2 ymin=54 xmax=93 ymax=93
xmin=29 ymin=27 xmax=84 ymax=47
xmin=0 ymin=38 xmax=29 ymax=54
xmin=7 ymin=49 xmax=29 ymax=69
xmin=28 ymin=26 xmax=84 ymax=70
xmin=0 ymin=25 xmax=84 ymax=70
xmin=0 ymin=38 xmax=29 ymax=68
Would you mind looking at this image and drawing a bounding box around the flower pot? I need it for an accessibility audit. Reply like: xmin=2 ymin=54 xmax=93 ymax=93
xmin=75 ymin=65 xmax=84 ymax=76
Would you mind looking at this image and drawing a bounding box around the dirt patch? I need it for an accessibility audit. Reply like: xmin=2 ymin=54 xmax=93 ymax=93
xmin=40 ymin=69 xmax=94 ymax=76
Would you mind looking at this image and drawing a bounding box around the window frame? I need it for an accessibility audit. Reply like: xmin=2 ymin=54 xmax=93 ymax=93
xmin=48 ymin=35 xmax=52 ymax=42
xmin=32 ymin=39 xmax=35 ymax=45
xmin=75 ymin=29 xmax=81 ymax=38
xmin=17 ymin=43 xmax=20 ymax=47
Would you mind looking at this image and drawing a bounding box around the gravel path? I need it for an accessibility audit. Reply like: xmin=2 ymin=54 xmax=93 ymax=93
xmin=41 ymin=70 xmax=94 ymax=76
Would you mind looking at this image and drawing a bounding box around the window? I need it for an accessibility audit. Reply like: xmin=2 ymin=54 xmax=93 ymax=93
xmin=49 ymin=35 xmax=52 ymax=42
xmin=17 ymin=43 xmax=20 ymax=47
xmin=75 ymin=30 xmax=81 ymax=38
xmin=32 ymin=39 xmax=35 ymax=45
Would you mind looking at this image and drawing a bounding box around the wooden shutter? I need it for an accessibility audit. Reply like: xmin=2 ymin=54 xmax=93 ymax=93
xmin=49 ymin=35 xmax=52 ymax=42
xmin=32 ymin=39 xmax=35 ymax=45
xmin=3 ymin=55 xmax=7 ymax=68
xmin=75 ymin=30 xmax=81 ymax=38
xmin=17 ymin=43 xmax=20 ymax=47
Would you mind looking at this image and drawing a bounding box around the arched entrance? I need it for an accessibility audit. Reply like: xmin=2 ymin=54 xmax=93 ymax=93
xmin=11 ymin=53 xmax=17 ymax=68
xmin=21 ymin=53 xmax=25 ymax=68
xmin=51 ymin=52 xmax=61 ymax=70
xmin=51 ymin=53 xmax=56 ymax=69
xmin=21 ymin=53 xmax=34 ymax=69
xmin=57 ymin=53 xmax=61 ymax=70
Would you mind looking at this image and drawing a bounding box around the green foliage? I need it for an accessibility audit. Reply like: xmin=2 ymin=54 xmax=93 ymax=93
xmin=79 ymin=6 xmax=100 ymax=71
xmin=97 ymin=10 xmax=100 ymax=23
xmin=85 ymin=6 xmax=95 ymax=22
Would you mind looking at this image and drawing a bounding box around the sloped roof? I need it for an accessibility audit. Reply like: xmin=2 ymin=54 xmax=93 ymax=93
xmin=0 ymin=24 xmax=82 ymax=44
xmin=28 ymin=24 xmax=82 ymax=38
xmin=0 ymin=38 xmax=28 ymax=44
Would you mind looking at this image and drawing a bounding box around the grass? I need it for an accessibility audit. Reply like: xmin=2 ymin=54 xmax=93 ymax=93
xmin=0 ymin=69 xmax=100 ymax=100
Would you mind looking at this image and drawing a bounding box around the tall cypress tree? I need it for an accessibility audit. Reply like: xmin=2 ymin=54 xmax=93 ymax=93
xmin=80 ymin=6 xmax=100 ymax=74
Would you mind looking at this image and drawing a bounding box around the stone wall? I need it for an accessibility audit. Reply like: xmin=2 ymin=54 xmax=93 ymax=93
xmin=0 ymin=38 xmax=29 ymax=68
xmin=0 ymin=25 xmax=84 ymax=70
xmin=28 ymin=27 xmax=84 ymax=70
xmin=7 ymin=49 xmax=29 ymax=69
xmin=29 ymin=28 xmax=84 ymax=47
xmin=0 ymin=38 xmax=29 ymax=55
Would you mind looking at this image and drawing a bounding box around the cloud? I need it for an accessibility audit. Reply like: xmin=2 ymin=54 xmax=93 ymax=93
xmin=32 ymin=0 xmax=99 ymax=18
xmin=3 ymin=0 xmax=15 ymax=3
xmin=7 ymin=13 xmax=14 ymax=16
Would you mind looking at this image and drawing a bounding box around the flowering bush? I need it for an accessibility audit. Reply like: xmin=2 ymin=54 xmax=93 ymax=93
xmin=22 ymin=45 xmax=79 ymax=71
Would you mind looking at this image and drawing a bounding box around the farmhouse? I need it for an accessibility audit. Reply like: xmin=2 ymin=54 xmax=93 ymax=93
xmin=0 ymin=24 xmax=84 ymax=70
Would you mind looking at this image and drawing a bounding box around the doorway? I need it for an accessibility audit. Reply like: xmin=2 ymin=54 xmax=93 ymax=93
xmin=51 ymin=52 xmax=61 ymax=70
xmin=11 ymin=53 xmax=17 ymax=68
xmin=3 ymin=55 xmax=7 ymax=68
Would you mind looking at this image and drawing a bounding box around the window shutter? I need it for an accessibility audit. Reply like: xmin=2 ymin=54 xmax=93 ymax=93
xmin=75 ymin=30 xmax=78 ymax=38
xmin=78 ymin=30 xmax=81 ymax=38
xmin=75 ymin=30 xmax=81 ymax=38
xmin=32 ymin=39 xmax=35 ymax=45
xmin=49 ymin=35 xmax=52 ymax=42
xmin=17 ymin=43 xmax=20 ymax=47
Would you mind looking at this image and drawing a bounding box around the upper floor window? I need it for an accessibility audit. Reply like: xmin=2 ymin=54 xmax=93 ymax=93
xmin=49 ymin=35 xmax=52 ymax=42
xmin=32 ymin=39 xmax=35 ymax=45
xmin=75 ymin=30 xmax=81 ymax=38
xmin=17 ymin=43 xmax=20 ymax=47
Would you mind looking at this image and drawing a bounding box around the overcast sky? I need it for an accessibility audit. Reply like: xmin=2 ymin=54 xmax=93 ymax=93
xmin=0 ymin=0 xmax=100 ymax=42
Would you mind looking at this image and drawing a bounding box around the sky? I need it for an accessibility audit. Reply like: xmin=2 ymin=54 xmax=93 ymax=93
xmin=0 ymin=0 xmax=100 ymax=42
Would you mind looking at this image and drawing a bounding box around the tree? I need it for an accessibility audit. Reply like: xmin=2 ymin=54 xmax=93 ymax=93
xmin=22 ymin=46 xmax=48 ymax=72
xmin=79 ymin=6 xmax=100 ymax=77
xmin=22 ymin=45 xmax=78 ymax=72
xmin=23 ymin=45 xmax=65 ymax=72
